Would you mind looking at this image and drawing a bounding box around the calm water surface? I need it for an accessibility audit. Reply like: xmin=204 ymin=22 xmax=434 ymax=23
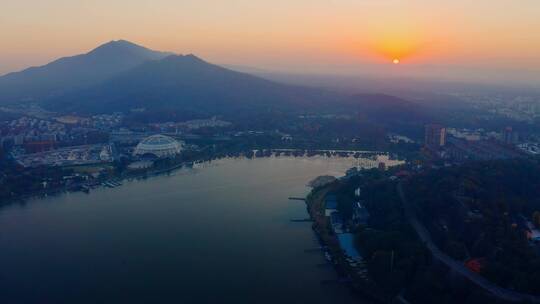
xmin=0 ymin=156 xmax=390 ymax=303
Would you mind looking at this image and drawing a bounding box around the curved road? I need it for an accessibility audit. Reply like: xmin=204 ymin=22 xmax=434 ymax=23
xmin=397 ymin=182 xmax=540 ymax=303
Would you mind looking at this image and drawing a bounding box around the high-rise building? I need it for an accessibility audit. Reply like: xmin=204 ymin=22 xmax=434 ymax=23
xmin=425 ymin=124 xmax=446 ymax=150
xmin=503 ymin=127 xmax=518 ymax=145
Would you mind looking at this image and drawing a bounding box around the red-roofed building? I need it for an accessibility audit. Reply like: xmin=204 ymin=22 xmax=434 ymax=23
xmin=465 ymin=258 xmax=485 ymax=273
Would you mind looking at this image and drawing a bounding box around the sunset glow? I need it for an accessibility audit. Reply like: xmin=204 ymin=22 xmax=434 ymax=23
xmin=1 ymin=0 xmax=540 ymax=85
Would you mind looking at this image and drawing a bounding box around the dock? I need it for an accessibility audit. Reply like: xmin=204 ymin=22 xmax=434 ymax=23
xmin=102 ymin=180 xmax=122 ymax=188
xmin=320 ymin=278 xmax=352 ymax=286
xmin=290 ymin=218 xmax=313 ymax=222
xmin=288 ymin=197 xmax=306 ymax=201
xmin=304 ymin=247 xmax=324 ymax=253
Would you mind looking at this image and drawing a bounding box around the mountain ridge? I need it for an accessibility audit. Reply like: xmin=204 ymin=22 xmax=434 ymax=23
xmin=0 ymin=40 xmax=171 ymax=103
xmin=46 ymin=53 xmax=344 ymax=114
xmin=0 ymin=40 xmax=439 ymax=134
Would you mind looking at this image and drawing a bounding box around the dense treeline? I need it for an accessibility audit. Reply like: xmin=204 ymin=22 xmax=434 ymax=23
xmin=406 ymin=157 xmax=540 ymax=295
xmin=0 ymin=165 xmax=73 ymax=203
xmin=332 ymin=169 xmax=512 ymax=303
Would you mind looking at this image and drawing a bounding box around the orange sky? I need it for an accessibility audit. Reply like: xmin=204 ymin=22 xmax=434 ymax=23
xmin=1 ymin=0 xmax=540 ymax=85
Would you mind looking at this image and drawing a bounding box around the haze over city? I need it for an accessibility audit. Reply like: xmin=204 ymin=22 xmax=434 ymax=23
xmin=2 ymin=0 xmax=540 ymax=86
xmin=2 ymin=1 xmax=540 ymax=304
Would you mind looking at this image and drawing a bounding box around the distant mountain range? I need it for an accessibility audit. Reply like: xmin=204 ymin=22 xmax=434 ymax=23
xmin=0 ymin=40 xmax=444 ymax=134
xmin=45 ymin=53 xmax=343 ymax=115
xmin=0 ymin=40 xmax=171 ymax=103
xmin=0 ymin=40 xmax=347 ymax=114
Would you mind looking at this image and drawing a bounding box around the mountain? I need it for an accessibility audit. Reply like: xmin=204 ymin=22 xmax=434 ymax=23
xmin=0 ymin=40 xmax=440 ymax=133
xmin=0 ymin=40 xmax=171 ymax=103
xmin=351 ymin=94 xmax=431 ymax=121
xmin=348 ymin=93 xmax=440 ymax=137
xmin=46 ymin=54 xmax=342 ymax=115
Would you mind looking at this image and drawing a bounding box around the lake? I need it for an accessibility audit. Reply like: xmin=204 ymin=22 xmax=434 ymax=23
xmin=0 ymin=156 xmax=397 ymax=303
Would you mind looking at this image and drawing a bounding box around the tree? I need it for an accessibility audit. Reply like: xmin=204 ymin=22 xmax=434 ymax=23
xmin=533 ymin=211 xmax=540 ymax=228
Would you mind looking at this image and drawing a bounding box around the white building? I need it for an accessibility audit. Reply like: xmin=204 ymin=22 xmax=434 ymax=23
xmin=133 ymin=135 xmax=183 ymax=158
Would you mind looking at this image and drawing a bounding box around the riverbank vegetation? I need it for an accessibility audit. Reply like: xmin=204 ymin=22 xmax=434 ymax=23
xmin=311 ymin=168 xmax=512 ymax=303
xmin=406 ymin=157 xmax=540 ymax=295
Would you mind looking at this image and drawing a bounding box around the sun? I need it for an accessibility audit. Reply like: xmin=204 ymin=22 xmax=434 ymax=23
xmin=393 ymin=58 xmax=400 ymax=64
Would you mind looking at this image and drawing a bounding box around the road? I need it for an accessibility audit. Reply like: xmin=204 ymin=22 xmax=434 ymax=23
xmin=397 ymin=182 xmax=540 ymax=303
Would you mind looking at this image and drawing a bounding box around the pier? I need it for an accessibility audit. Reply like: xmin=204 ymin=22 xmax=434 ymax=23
xmin=290 ymin=218 xmax=313 ymax=222
xmin=304 ymin=247 xmax=324 ymax=253
xmin=288 ymin=197 xmax=306 ymax=201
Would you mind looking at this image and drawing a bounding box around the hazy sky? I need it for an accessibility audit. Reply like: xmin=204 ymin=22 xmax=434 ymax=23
xmin=1 ymin=0 xmax=540 ymax=85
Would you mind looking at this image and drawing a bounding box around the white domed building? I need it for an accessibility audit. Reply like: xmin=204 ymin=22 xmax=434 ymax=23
xmin=133 ymin=135 xmax=183 ymax=158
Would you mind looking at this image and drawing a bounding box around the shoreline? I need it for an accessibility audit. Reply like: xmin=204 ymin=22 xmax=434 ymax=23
xmin=2 ymin=150 xmax=400 ymax=207
xmin=304 ymin=186 xmax=390 ymax=304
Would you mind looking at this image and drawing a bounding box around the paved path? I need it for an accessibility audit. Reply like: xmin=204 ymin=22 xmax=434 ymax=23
xmin=397 ymin=182 xmax=540 ymax=303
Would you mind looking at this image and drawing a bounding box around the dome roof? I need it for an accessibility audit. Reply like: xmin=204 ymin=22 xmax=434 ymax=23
xmin=140 ymin=135 xmax=177 ymax=146
xmin=133 ymin=135 xmax=183 ymax=158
